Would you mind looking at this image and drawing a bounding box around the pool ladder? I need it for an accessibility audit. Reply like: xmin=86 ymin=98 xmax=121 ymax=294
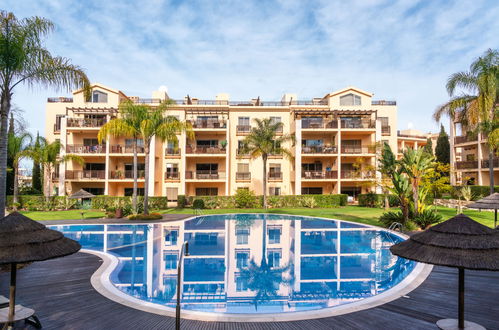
xmin=388 ymin=222 xmax=403 ymax=232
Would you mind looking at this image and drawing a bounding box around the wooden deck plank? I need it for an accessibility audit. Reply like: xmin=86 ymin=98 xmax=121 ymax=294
xmin=0 ymin=252 xmax=498 ymax=330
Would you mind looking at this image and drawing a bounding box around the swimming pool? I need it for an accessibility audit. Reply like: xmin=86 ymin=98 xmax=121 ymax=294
xmin=49 ymin=214 xmax=425 ymax=320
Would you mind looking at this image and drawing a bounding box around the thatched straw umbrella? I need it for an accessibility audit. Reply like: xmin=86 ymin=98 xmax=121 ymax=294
xmin=467 ymin=193 xmax=499 ymax=228
xmin=68 ymin=189 xmax=95 ymax=200
xmin=390 ymin=214 xmax=499 ymax=330
xmin=0 ymin=212 xmax=81 ymax=328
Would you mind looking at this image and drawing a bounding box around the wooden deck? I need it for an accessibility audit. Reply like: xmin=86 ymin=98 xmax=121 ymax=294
xmin=1 ymin=252 xmax=498 ymax=329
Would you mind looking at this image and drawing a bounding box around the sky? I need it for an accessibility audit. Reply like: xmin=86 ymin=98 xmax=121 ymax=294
xmin=4 ymin=0 xmax=499 ymax=137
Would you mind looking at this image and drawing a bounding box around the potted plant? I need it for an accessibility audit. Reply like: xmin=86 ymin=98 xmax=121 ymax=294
xmin=220 ymin=140 xmax=227 ymax=150
xmin=115 ymin=198 xmax=124 ymax=218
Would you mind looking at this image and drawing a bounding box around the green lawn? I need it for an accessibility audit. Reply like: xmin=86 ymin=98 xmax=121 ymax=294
xmin=22 ymin=205 xmax=496 ymax=228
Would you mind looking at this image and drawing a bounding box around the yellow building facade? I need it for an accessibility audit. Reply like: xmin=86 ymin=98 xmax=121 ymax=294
xmin=45 ymin=83 xmax=425 ymax=201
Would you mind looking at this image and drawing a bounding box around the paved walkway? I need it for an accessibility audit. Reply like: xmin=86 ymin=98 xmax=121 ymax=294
xmin=37 ymin=213 xmax=192 ymax=225
xmin=1 ymin=252 xmax=498 ymax=330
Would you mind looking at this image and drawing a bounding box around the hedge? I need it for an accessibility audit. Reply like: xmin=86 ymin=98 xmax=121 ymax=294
xmin=450 ymin=185 xmax=499 ymax=200
xmin=358 ymin=194 xmax=400 ymax=208
xmin=91 ymin=196 xmax=170 ymax=210
xmin=6 ymin=195 xmax=78 ymax=211
xmin=187 ymin=194 xmax=347 ymax=209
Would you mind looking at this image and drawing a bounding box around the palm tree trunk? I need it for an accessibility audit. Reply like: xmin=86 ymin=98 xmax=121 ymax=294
xmin=13 ymin=162 xmax=19 ymax=210
xmin=46 ymin=164 xmax=52 ymax=202
xmin=413 ymin=182 xmax=419 ymax=217
xmin=143 ymin=142 xmax=150 ymax=215
xmin=489 ymin=149 xmax=494 ymax=195
xmin=0 ymin=91 xmax=11 ymax=218
xmin=262 ymin=154 xmax=268 ymax=209
xmin=132 ymin=138 xmax=138 ymax=213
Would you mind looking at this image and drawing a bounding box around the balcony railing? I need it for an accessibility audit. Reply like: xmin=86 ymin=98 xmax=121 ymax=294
xmin=341 ymin=146 xmax=375 ymax=154
xmin=398 ymin=133 xmax=428 ymax=139
xmin=188 ymin=120 xmax=227 ymax=129
xmin=110 ymin=145 xmax=145 ymax=153
xmin=302 ymin=145 xmax=337 ymax=154
xmin=302 ymin=121 xmax=338 ymax=129
xmin=268 ymin=172 xmax=283 ymax=180
xmin=65 ymin=170 xmax=105 ymax=180
xmin=371 ymin=100 xmax=396 ymax=106
xmin=66 ymin=144 xmax=106 ymax=154
xmin=47 ymin=97 xmax=73 ymax=103
xmin=165 ymin=148 xmax=181 ymax=156
xmin=301 ymin=171 xmax=338 ymax=179
xmin=236 ymin=172 xmax=251 ymax=180
xmin=481 ymin=158 xmax=499 ymax=168
xmin=67 ymin=117 xmax=106 ymax=128
xmin=340 ymin=119 xmax=375 ymax=129
xmin=165 ymin=172 xmax=180 ymax=180
xmin=454 ymin=135 xmax=477 ymax=144
xmin=186 ymin=145 xmax=226 ymax=154
xmin=236 ymin=125 xmax=251 ymax=134
xmin=455 ymin=161 xmax=478 ymax=169
xmin=185 ymin=171 xmax=226 ymax=180
xmin=382 ymin=126 xmax=391 ymax=135
xmin=109 ymin=170 xmax=145 ymax=179
xmin=341 ymin=170 xmax=375 ymax=179
xmin=236 ymin=149 xmax=250 ymax=157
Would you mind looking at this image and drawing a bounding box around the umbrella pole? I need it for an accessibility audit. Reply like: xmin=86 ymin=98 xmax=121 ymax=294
xmin=458 ymin=268 xmax=464 ymax=329
xmin=8 ymin=262 xmax=17 ymax=329
xmin=495 ymin=209 xmax=497 ymax=228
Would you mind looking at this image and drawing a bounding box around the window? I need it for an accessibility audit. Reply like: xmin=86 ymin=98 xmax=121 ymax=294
xmin=269 ymin=187 xmax=281 ymax=195
xmin=269 ymin=164 xmax=282 ymax=179
xmin=91 ymin=90 xmax=108 ymax=103
xmin=166 ymin=187 xmax=178 ymax=202
xmin=236 ymin=251 xmax=249 ymax=269
xmin=165 ymin=229 xmax=178 ymax=246
xmin=236 ymin=276 xmax=249 ymax=292
xmin=379 ymin=117 xmax=389 ymax=127
xmin=302 ymin=139 xmax=323 ymax=147
xmin=268 ymin=250 xmax=281 ymax=268
xmin=270 ymin=116 xmax=281 ymax=125
xmin=236 ymin=227 xmax=249 ymax=244
xmin=125 ymin=138 xmax=144 ymax=147
xmin=164 ymin=253 xmax=178 ymax=270
xmin=85 ymin=163 xmax=105 ymax=170
xmin=196 ymin=140 xmax=218 ymax=147
xmin=340 ymin=93 xmax=361 ymax=106
xmin=238 ymin=163 xmax=249 ymax=173
xmin=195 ymin=187 xmax=218 ymax=196
xmin=194 ymin=233 xmax=218 ymax=245
xmin=84 ymin=187 xmax=104 ymax=195
xmin=302 ymin=116 xmax=323 ymax=128
xmin=302 ymin=187 xmax=323 ymax=194
xmin=165 ymin=164 xmax=179 ymax=179
xmin=124 ymin=188 xmax=145 ymax=196
xmin=268 ymin=227 xmax=281 ymax=244
xmin=55 ymin=115 xmax=63 ymax=131
xmin=238 ymin=117 xmax=250 ymax=126
xmin=302 ymin=163 xmax=323 ymax=171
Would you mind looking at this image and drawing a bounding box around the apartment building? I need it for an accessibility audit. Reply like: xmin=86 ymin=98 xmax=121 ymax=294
xmin=449 ymin=118 xmax=499 ymax=186
xmin=47 ymin=83 xmax=410 ymax=200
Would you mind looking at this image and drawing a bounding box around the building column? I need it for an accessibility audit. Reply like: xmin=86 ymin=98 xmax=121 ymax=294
xmin=449 ymin=118 xmax=457 ymax=185
xmin=477 ymin=132 xmax=483 ymax=185
xmin=180 ymin=116 xmax=187 ymax=196
xmin=148 ymin=137 xmax=156 ymax=196
xmin=104 ymin=115 xmax=110 ymax=195
xmin=337 ymin=117 xmax=342 ymax=194
xmin=375 ymin=119 xmax=382 ymax=193
xmin=294 ymin=117 xmax=302 ymax=195
xmin=225 ymin=118 xmax=230 ymax=196
xmin=58 ymin=117 xmax=67 ymax=196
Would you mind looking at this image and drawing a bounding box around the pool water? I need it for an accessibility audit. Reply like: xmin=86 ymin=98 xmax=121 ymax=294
xmin=49 ymin=214 xmax=415 ymax=314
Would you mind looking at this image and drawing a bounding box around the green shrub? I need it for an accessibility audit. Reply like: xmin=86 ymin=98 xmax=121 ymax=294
xmin=193 ymin=199 xmax=205 ymax=209
xmin=302 ymin=196 xmax=317 ymax=208
xmin=413 ymin=208 xmax=442 ymax=229
xmin=128 ymin=212 xmax=163 ymax=220
xmin=177 ymin=195 xmax=187 ymax=208
xmin=361 ymin=192 xmax=378 ymax=208
xmin=358 ymin=194 xmax=400 ymax=208
xmin=403 ymin=221 xmax=418 ymax=231
xmin=379 ymin=211 xmax=405 ymax=227
xmin=234 ymin=189 xmax=258 ymax=208
xmin=450 ymin=185 xmax=499 ymax=200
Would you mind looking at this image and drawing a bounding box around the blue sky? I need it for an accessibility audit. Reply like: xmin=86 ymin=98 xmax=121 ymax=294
xmin=5 ymin=0 xmax=499 ymax=136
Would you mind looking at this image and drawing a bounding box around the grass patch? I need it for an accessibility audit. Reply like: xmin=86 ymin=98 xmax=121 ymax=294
xmin=20 ymin=209 xmax=105 ymax=221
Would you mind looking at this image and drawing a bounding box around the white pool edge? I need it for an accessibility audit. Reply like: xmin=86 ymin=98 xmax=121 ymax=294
xmin=83 ymin=214 xmax=433 ymax=322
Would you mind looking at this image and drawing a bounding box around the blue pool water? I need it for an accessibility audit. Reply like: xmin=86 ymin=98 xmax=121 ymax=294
xmin=49 ymin=214 xmax=416 ymax=314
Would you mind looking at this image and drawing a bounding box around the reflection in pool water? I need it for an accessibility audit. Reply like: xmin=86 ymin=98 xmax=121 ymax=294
xmin=49 ymin=214 xmax=415 ymax=314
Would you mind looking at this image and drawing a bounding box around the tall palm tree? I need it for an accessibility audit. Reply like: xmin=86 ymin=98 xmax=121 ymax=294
xmin=242 ymin=118 xmax=294 ymax=208
xmin=434 ymin=48 xmax=499 ymax=194
xmin=28 ymin=138 xmax=84 ymax=200
xmin=98 ymin=100 xmax=192 ymax=214
xmin=0 ymin=11 xmax=90 ymax=217
xmin=7 ymin=131 xmax=32 ymax=209
xmin=400 ymin=148 xmax=435 ymax=216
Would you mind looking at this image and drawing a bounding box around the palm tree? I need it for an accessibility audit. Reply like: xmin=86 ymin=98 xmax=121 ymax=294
xmin=400 ymin=148 xmax=435 ymax=217
xmin=0 ymin=11 xmax=90 ymax=217
xmin=242 ymin=118 xmax=294 ymax=208
xmin=28 ymin=138 xmax=84 ymax=200
xmin=98 ymin=100 xmax=192 ymax=214
xmin=434 ymin=48 xmax=499 ymax=194
xmin=7 ymin=131 xmax=32 ymax=209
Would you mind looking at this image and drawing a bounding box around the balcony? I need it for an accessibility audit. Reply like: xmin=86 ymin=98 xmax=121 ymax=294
xmin=165 ymin=172 xmax=180 ymax=180
xmin=481 ymin=158 xmax=499 ymax=168
xmin=65 ymin=170 xmax=105 ymax=180
xmin=382 ymin=126 xmax=391 ymax=135
xmin=185 ymin=171 xmax=226 ymax=180
xmin=371 ymin=100 xmax=396 ymax=106
xmin=186 ymin=145 xmax=226 ymax=154
xmin=110 ymin=145 xmax=145 ymax=154
xmin=236 ymin=149 xmax=250 ymax=158
xmin=302 ymin=121 xmax=338 ymax=129
xmin=66 ymin=144 xmax=106 ymax=154
xmin=109 ymin=170 xmax=145 ymax=179
xmin=67 ymin=118 xmax=106 ymax=128
xmin=268 ymin=172 xmax=283 ymax=181
xmin=302 ymin=145 xmax=337 ymax=154
xmin=341 ymin=170 xmax=375 ymax=179
xmin=236 ymin=172 xmax=251 ymax=181
xmin=398 ymin=133 xmax=428 ymax=140
xmin=301 ymin=171 xmax=338 ymax=179
xmin=165 ymin=148 xmax=181 ymax=157
xmin=47 ymin=97 xmax=73 ymax=103
xmin=340 ymin=119 xmax=375 ymax=129
xmin=454 ymin=135 xmax=477 ymax=144
xmin=455 ymin=160 xmax=478 ymax=169
xmin=341 ymin=146 xmax=375 ymax=154
xmin=188 ymin=120 xmax=227 ymax=129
